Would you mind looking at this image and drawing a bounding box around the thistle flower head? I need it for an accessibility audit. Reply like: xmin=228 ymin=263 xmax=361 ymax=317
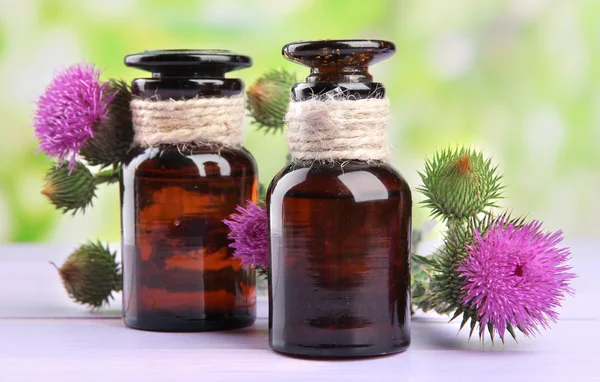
xmin=223 ymin=201 xmax=268 ymax=269
xmin=247 ymin=68 xmax=296 ymax=133
xmin=42 ymin=161 xmax=96 ymax=214
xmin=34 ymin=62 xmax=115 ymax=171
xmin=458 ymin=219 xmax=576 ymax=340
xmin=55 ymin=241 xmax=122 ymax=308
xmin=418 ymin=147 xmax=503 ymax=221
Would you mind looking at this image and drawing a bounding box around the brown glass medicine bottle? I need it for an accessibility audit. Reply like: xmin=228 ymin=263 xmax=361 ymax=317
xmin=121 ymin=50 xmax=257 ymax=331
xmin=267 ymin=40 xmax=411 ymax=357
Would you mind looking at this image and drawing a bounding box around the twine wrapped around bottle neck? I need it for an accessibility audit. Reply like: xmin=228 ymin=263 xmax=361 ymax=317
xmin=130 ymin=95 xmax=246 ymax=148
xmin=285 ymin=97 xmax=391 ymax=162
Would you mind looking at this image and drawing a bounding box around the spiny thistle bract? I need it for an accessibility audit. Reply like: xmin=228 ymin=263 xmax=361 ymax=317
xmin=246 ymin=68 xmax=296 ymax=133
xmin=413 ymin=218 xmax=481 ymax=320
xmin=80 ymin=79 xmax=134 ymax=167
xmin=55 ymin=241 xmax=122 ymax=308
xmin=34 ymin=62 xmax=115 ymax=172
xmin=418 ymin=147 xmax=503 ymax=221
xmin=42 ymin=161 xmax=96 ymax=214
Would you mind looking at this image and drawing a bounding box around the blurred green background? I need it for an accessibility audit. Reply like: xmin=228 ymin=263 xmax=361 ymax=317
xmin=0 ymin=0 xmax=598 ymax=243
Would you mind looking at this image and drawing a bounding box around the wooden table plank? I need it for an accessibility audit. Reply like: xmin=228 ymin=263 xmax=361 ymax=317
xmin=0 ymin=316 xmax=597 ymax=381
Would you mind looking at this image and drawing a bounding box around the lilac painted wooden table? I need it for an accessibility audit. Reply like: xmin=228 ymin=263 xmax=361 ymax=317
xmin=0 ymin=242 xmax=598 ymax=382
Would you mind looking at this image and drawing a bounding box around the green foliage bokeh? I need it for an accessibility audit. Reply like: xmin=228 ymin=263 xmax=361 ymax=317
xmin=0 ymin=0 xmax=598 ymax=242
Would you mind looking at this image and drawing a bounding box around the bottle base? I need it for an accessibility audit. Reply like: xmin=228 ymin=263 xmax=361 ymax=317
xmin=269 ymin=341 xmax=410 ymax=359
xmin=124 ymin=313 xmax=255 ymax=332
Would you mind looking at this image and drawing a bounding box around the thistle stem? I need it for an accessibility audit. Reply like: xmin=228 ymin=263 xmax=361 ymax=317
xmin=446 ymin=218 xmax=464 ymax=232
xmin=94 ymin=166 xmax=120 ymax=185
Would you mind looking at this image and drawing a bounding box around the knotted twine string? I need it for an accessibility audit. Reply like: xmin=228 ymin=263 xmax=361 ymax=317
xmin=285 ymin=97 xmax=391 ymax=162
xmin=130 ymin=95 xmax=246 ymax=148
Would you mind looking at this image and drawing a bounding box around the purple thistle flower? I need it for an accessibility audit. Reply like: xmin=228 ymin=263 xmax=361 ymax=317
xmin=223 ymin=201 xmax=269 ymax=269
xmin=34 ymin=62 xmax=115 ymax=171
xmin=458 ymin=220 xmax=575 ymax=339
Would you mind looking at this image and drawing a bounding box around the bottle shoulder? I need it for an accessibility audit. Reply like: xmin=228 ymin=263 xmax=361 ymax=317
xmin=267 ymin=161 xmax=411 ymax=202
xmin=123 ymin=145 xmax=257 ymax=178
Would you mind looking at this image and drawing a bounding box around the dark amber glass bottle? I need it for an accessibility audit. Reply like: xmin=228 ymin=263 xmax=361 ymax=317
xmin=121 ymin=50 xmax=257 ymax=331
xmin=267 ymin=40 xmax=411 ymax=357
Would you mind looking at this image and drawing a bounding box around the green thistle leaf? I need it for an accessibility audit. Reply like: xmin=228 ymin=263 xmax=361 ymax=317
xmin=247 ymin=68 xmax=296 ymax=133
xmin=258 ymin=182 xmax=267 ymax=202
xmin=55 ymin=241 xmax=122 ymax=308
xmin=413 ymin=253 xmax=436 ymax=267
xmin=42 ymin=161 xmax=96 ymax=215
xmin=256 ymin=266 xmax=269 ymax=279
xmin=417 ymin=147 xmax=504 ymax=222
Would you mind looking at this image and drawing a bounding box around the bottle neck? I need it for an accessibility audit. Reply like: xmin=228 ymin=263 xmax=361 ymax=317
xmin=290 ymin=82 xmax=385 ymax=102
xmin=131 ymin=78 xmax=244 ymax=100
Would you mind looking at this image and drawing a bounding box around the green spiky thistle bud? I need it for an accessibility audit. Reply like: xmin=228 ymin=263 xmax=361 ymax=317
xmin=418 ymin=147 xmax=503 ymax=221
xmin=54 ymin=241 xmax=122 ymax=308
xmin=247 ymin=68 xmax=296 ymax=133
xmin=42 ymin=162 xmax=120 ymax=215
xmin=42 ymin=161 xmax=96 ymax=214
xmin=80 ymin=79 xmax=134 ymax=167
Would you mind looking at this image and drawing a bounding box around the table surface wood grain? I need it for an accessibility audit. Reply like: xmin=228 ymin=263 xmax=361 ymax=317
xmin=0 ymin=242 xmax=597 ymax=382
